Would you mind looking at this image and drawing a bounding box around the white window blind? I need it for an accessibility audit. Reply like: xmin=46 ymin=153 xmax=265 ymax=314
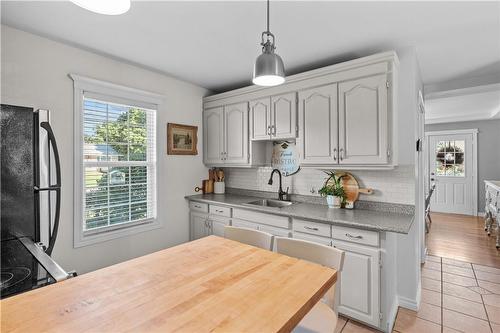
xmin=82 ymin=96 xmax=157 ymax=233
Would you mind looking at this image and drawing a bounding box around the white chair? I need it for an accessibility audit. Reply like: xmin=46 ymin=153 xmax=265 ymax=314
xmin=275 ymin=237 xmax=345 ymax=333
xmin=224 ymin=226 xmax=274 ymax=251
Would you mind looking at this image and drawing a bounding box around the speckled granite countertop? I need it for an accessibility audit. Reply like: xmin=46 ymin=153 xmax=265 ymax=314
xmin=185 ymin=193 xmax=414 ymax=234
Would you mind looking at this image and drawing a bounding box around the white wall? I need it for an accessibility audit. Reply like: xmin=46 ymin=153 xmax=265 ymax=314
xmin=1 ymin=25 xmax=209 ymax=274
xmin=395 ymin=47 xmax=422 ymax=310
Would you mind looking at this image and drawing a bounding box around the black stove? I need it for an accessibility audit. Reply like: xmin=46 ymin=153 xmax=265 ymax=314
xmin=1 ymin=105 xmax=70 ymax=299
xmin=1 ymin=238 xmax=55 ymax=298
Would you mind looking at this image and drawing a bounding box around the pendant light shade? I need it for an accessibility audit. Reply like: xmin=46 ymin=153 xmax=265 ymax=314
xmin=253 ymin=0 xmax=285 ymax=86
xmin=70 ymin=0 xmax=131 ymax=15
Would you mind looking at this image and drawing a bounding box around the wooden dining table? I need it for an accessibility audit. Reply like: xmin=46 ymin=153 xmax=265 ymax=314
xmin=1 ymin=235 xmax=337 ymax=333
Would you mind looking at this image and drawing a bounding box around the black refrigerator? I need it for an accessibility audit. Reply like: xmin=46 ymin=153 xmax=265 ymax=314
xmin=1 ymin=104 xmax=70 ymax=299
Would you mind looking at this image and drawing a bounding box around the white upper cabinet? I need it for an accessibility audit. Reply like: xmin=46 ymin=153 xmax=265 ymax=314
xmin=297 ymin=84 xmax=338 ymax=165
xmin=203 ymin=51 xmax=398 ymax=169
xmin=250 ymin=92 xmax=297 ymax=141
xmin=203 ymin=103 xmax=249 ymax=166
xmin=225 ymin=102 xmax=249 ymax=164
xmin=271 ymin=92 xmax=297 ymax=140
xmin=250 ymin=98 xmax=271 ymax=140
xmin=203 ymin=106 xmax=224 ymax=165
xmin=338 ymin=74 xmax=388 ymax=164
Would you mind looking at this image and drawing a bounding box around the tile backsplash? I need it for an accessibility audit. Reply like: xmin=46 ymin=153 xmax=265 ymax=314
xmin=223 ymin=165 xmax=415 ymax=205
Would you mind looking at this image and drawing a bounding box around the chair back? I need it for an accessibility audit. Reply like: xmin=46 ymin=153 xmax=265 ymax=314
xmin=275 ymin=237 xmax=345 ymax=310
xmin=224 ymin=226 xmax=274 ymax=251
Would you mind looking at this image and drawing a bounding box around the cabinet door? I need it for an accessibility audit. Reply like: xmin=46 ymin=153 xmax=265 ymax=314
xmin=190 ymin=212 xmax=209 ymax=240
xmin=271 ymin=92 xmax=297 ymax=139
xmin=250 ymin=98 xmax=271 ymax=140
xmin=338 ymin=75 xmax=388 ymax=164
xmin=297 ymin=84 xmax=338 ymax=165
xmin=203 ymin=107 xmax=224 ymax=165
xmin=334 ymin=240 xmax=380 ymax=327
xmin=209 ymin=216 xmax=230 ymax=237
xmin=224 ymin=102 xmax=249 ymax=164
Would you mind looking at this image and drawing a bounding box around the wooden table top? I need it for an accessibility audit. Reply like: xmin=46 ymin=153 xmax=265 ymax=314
xmin=1 ymin=236 xmax=337 ymax=333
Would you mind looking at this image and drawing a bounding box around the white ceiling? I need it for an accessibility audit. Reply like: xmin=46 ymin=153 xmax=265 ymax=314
xmin=1 ymin=1 xmax=500 ymax=92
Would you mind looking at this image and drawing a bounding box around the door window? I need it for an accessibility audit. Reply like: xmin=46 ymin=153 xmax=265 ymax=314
xmin=435 ymin=140 xmax=465 ymax=177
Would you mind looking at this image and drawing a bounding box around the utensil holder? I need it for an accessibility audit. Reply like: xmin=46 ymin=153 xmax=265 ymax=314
xmin=214 ymin=181 xmax=225 ymax=194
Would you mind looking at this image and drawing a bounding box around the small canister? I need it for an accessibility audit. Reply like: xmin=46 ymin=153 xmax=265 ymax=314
xmin=214 ymin=181 xmax=225 ymax=194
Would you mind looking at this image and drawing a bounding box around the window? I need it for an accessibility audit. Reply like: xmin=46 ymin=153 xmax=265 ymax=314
xmin=435 ymin=140 xmax=465 ymax=177
xmin=72 ymin=75 xmax=162 ymax=247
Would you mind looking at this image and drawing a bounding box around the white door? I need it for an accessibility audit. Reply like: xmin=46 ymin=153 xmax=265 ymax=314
xmin=203 ymin=107 xmax=224 ymax=165
xmin=338 ymin=74 xmax=388 ymax=164
xmin=224 ymin=102 xmax=249 ymax=164
xmin=250 ymin=98 xmax=271 ymax=140
xmin=190 ymin=212 xmax=209 ymax=240
xmin=271 ymin=92 xmax=296 ymax=140
xmin=428 ymin=133 xmax=474 ymax=215
xmin=297 ymin=84 xmax=339 ymax=165
xmin=334 ymin=240 xmax=380 ymax=327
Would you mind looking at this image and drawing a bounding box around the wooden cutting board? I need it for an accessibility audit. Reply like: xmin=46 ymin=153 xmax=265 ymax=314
xmin=325 ymin=172 xmax=373 ymax=204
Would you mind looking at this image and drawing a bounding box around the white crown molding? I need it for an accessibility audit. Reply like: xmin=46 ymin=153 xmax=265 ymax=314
xmin=426 ymin=82 xmax=500 ymax=101
xmin=425 ymin=112 xmax=498 ymax=124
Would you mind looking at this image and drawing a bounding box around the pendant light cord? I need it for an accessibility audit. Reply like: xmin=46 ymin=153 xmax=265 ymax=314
xmin=267 ymin=0 xmax=270 ymax=33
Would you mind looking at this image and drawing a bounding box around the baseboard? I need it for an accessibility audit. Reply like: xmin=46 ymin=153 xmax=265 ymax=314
xmin=398 ymin=283 xmax=421 ymax=311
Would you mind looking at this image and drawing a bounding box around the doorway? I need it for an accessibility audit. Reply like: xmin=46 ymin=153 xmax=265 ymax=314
xmin=426 ymin=129 xmax=478 ymax=216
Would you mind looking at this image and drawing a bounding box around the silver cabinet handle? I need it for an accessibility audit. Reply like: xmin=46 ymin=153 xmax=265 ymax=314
xmin=272 ymin=125 xmax=276 ymax=136
xmin=339 ymin=148 xmax=344 ymax=161
xmin=267 ymin=125 xmax=272 ymax=135
xmin=304 ymin=226 xmax=319 ymax=231
xmin=333 ymin=148 xmax=337 ymax=161
xmin=346 ymin=233 xmax=363 ymax=239
xmin=194 ymin=204 xmax=201 ymax=209
xmin=215 ymin=209 xmax=224 ymax=213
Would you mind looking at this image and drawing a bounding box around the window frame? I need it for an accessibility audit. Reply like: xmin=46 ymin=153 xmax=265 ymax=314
xmin=71 ymin=74 xmax=164 ymax=248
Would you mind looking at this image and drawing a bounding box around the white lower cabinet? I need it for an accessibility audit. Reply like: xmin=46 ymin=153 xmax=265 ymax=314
xmin=190 ymin=210 xmax=230 ymax=240
xmin=333 ymin=240 xmax=380 ymax=327
xmin=190 ymin=212 xmax=210 ymax=240
xmin=293 ymin=221 xmax=381 ymax=329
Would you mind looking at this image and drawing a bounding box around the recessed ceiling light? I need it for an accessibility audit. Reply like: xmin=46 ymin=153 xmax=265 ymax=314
xmin=70 ymin=0 xmax=131 ymax=15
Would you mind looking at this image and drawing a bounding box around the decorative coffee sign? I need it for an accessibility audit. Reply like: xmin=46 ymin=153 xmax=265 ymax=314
xmin=271 ymin=141 xmax=300 ymax=176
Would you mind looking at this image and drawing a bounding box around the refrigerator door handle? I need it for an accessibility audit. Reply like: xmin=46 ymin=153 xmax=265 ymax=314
xmin=40 ymin=122 xmax=61 ymax=256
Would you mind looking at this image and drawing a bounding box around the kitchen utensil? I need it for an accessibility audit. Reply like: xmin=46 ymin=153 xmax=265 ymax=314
xmin=325 ymin=172 xmax=373 ymax=208
xmin=217 ymin=170 xmax=225 ymax=182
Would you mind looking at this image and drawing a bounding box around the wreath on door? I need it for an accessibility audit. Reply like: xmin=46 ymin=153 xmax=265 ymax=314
xmin=436 ymin=144 xmax=464 ymax=166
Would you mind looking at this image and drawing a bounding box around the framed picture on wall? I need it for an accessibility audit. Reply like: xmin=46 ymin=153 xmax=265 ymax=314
xmin=167 ymin=123 xmax=198 ymax=155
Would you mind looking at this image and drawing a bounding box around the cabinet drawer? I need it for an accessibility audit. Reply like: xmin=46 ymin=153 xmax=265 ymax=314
xmin=209 ymin=205 xmax=231 ymax=217
xmin=332 ymin=225 xmax=379 ymax=247
xmin=293 ymin=219 xmax=331 ymax=237
xmin=231 ymin=219 xmax=259 ymax=230
xmin=259 ymin=224 xmax=290 ymax=238
xmin=189 ymin=201 xmax=209 ymax=213
xmin=233 ymin=209 xmax=290 ymax=229
xmin=293 ymin=232 xmax=332 ymax=246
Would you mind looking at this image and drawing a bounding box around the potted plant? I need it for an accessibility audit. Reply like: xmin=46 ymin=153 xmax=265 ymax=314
xmin=318 ymin=171 xmax=345 ymax=208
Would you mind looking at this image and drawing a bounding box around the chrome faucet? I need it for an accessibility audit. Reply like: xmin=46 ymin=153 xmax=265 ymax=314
xmin=268 ymin=169 xmax=289 ymax=201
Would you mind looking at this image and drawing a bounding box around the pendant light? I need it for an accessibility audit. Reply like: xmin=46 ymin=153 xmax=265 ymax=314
xmin=252 ymin=0 xmax=285 ymax=86
xmin=70 ymin=0 xmax=131 ymax=15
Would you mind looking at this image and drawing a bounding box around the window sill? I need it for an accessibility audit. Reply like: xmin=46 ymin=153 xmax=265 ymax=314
xmin=74 ymin=218 xmax=162 ymax=248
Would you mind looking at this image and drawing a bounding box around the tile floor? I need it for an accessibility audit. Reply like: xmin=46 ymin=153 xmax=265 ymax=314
xmin=334 ymin=255 xmax=500 ymax=333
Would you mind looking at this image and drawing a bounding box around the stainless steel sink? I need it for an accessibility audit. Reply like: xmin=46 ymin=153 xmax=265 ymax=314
xmin=245 ymin=199 xmax=294 ymax=208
